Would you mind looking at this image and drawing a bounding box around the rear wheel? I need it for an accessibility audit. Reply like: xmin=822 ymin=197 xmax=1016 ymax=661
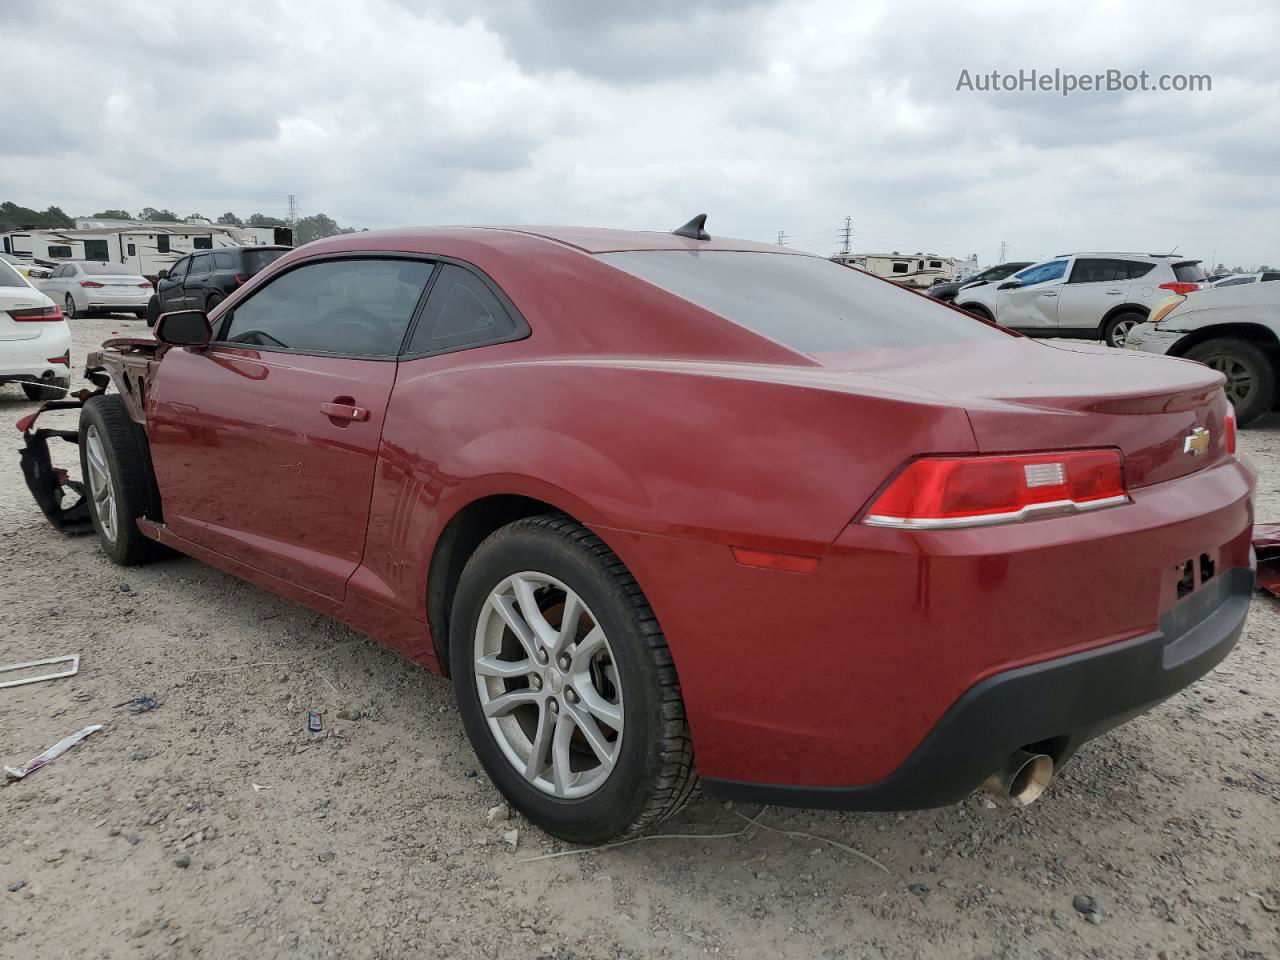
xmin=21 ymin=377 xmax=69 ymax=402
xmin=1185 ymin=338 xmax=1275 ymax=426
xmin=206 ymin=293 xmax=223 ymax=312
xmin=450 ymin=514 xmax=697 ymax=843
xmin=64 ymin=294 xmax=78 ymax=321
xmin=1103 ymin=311 xmax=1145 ymax=348
xmin=79 ymin=395 xmax=165 ymax=565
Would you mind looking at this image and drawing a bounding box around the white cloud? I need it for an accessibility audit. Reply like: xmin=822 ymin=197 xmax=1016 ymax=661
xmin=0 ymin=0 xmax=1276 ymax=268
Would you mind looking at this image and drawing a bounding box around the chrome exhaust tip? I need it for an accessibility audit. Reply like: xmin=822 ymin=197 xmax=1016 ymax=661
xmin=981 ymin=750 xmax=1053 ymax=806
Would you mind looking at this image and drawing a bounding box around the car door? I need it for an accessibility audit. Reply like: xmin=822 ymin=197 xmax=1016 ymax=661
xmin=1055 ymin=258 xmax=1131 ymax=332
xmin=995 ymin=259 xmax=1068 ymax=330
xmin=147 ymin=255 xmax=436 ymax=600
xmin=37 ymin=264 xmax=67 ymax=301
xmin=184 ymin=253 xmax=211 ymax=310
xmin=159 ymin=256 xmax=190 ymax=310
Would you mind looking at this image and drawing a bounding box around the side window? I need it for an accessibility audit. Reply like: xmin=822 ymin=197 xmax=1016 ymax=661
xmin=1122 ymin=261 xmax=1155 ymax=280
xmin=126 ymin=242 xmax=137 ymax=256
xmin=1067 ymin=258 xmax=1126 ymax=284
xmin=1018 ymin=260 xmax=1068 ymax=286
xmin=222 ymin=258 xmax=434 ymax=357
xmin=213 ymin=251 xmax=237 ymax=270
xmin=1261 ymin=273 xmax=1280 ymax=283
xmin=189 ymin=253 xmax=211 ymax=276
xmin=193 ymin=236 xmax=213 ymax=250
xmin=156 ymin=234 xmax=171 ymax=254
xmin=167 ymin=258 xmax=190 ymax=280
xmin=47 ymin=245 xmax=73 ymax=259
xmin=405 ymin=264 xmax=519 ymax=356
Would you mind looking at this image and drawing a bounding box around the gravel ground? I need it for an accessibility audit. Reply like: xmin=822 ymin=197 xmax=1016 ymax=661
xmin=1 ymin=316 xmax=1277 ymax=960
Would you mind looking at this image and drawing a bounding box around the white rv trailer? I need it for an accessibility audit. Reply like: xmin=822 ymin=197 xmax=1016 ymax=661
xmin=829 ymin=251 xmax=958 ymax=289
xmin=1 ymin=221 xmax=292 ymax=279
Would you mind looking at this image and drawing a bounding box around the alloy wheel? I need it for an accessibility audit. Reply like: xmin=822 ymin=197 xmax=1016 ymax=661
xmin=1108 ymin=318 xmax=1138 ymax=347
xmin=1203 ymin=353 xmax=1255 ymax=407
xmin=473 ymin=572 xmax=624 ymax=799
xmin=84 ymin=425 xmax=117 ymax=544
xmin=65 ymin=294 xmax=77 ymax=320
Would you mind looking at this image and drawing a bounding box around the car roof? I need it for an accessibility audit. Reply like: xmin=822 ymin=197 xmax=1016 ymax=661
xmin=297 ymin=225 xmax=805 ymax=258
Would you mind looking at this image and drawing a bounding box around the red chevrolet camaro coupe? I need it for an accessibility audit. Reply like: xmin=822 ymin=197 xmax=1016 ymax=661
xmin=21 ymin=218 xmax=1255 ymax=842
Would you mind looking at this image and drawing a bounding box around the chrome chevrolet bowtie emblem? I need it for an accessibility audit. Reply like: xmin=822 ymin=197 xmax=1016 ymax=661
xmin=1183 ymin=426 xmax=1211 ymax=456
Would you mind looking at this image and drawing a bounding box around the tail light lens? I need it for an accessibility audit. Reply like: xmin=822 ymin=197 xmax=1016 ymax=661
xmin=9 ymin=305 xmax=65 ymax=323
xmin=1159 ymin=281 xmax=1201 ymax=295
xmin=80 ymin=280 xmax=105 ymax=288
xmin=48 ymin=350 xmax=70 ymax=366
xmin=864 ymin=450 xmax=1127 ymax=529
xmin=1224 ymin=405 xmax=1237 ymax=455
xmin=234 ymin=273 xmax=249 ymax=285
xmin=138 ymin=280 xmax=153 ymax=288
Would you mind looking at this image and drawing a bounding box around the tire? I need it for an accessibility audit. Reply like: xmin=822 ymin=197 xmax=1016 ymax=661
xmin=21 ymin=377 xmax=69 ymax=402
xmin=450 ymin=514 xmax=697 ymax=843
xmin=205 ymin=293 xmax=223 ymax=313
xmin=1102 ymin=311 xmax=1145 ymax=348
xmin=64 ymin=294 xmax=78 ymax=321
xmin=145 ymin=295 xmax=160 ymax=327
xmin=1185 ymin=338 xmax=1276 ymax=427
xmin=79 ymin=395 xmax=165 ymax=565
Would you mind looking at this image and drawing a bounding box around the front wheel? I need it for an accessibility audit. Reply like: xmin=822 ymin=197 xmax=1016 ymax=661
xmin=79 ymin=395 xmax=166 ymax=565
xmin=1185 ymin=338 xmax=1276 ymax=427
xmin=450 ymin=515 xmax=697 ymax=843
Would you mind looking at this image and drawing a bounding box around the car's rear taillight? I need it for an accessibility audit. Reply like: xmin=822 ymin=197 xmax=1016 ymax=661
xmin=138 ymin=280 xmax=153 ymax=288
xmin=864 ymin=450 xmax=1128 ymax=529
xmin=1224 ymin=405 xmax=1237 ymax=455
xmin=1160 ymin=281 xmax=1201 ymax=295
xmin=80 ymin=280 xmax=104 ymax=288
xmin=48 ymin=350 xmax=70 ymax=366
xmin=9 ymin=305 xmax=64 ymax=323
xmin=234 ymin=273 xmax=249 ymax=285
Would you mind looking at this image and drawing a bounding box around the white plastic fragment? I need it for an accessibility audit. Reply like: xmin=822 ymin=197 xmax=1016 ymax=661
xmin=4 ymin=724 xmax=103 ymax=780
xmin=0 ymin=654 xmax=80 ymax=689
xmin=503 ymin=829 xmax=519 ymax=849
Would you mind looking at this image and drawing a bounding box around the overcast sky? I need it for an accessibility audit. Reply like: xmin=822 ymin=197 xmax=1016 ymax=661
xmin=1 ymin=0 xmax=1276 ymax=268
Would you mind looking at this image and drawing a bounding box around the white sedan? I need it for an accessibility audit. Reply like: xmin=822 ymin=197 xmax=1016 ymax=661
xmin=38 ymin=261 xmax=152 ymax=319
xmin=1 ymin=257 xmax=72 ymax=401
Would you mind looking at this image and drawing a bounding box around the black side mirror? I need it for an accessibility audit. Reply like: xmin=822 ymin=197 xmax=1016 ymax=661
xmin=157 ymin=269 xmax=169 ymax=280
xmin=997 ymin=280 xmax=1022 ymax=291
xmin=155 ymin=310 xmax=211 ymax=348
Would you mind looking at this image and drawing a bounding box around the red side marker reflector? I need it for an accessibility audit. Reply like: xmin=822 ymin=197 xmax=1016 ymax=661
xmin=1224 ymin=405 xmax=1237 ymax=455
xmin=730 ymin=547 xmax=820 ymax=574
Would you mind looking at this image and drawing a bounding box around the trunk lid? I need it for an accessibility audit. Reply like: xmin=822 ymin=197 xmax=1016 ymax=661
xmin=0 ymin=285 xmax=50 ymax=341
xmin=815 ymin=339 xmax=1230 ymax=487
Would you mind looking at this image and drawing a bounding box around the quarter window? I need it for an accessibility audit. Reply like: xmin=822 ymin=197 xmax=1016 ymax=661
xmin=213 ymin=251 xmax=237 ymax=270
xmin=221 ymin=258 xmax=434 ymax=357
xmin=405 ymin=264 xmax=519 ymax=355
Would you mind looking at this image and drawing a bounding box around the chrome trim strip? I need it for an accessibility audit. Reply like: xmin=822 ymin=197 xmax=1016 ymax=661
xmin=865 ymin=495 xmax=1129 ymax=530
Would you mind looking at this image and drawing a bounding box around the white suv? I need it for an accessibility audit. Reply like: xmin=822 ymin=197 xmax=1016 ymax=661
xmin=955 ymin=253 xmax=1206 ymax=347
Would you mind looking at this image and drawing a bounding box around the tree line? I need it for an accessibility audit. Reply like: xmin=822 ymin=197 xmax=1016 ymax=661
xmin=0 ymin=201 xmax=362 ymax=246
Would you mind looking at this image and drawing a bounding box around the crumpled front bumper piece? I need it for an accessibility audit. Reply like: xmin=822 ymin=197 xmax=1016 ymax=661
xmin=17 ymin=396 xmax=97 ymax=535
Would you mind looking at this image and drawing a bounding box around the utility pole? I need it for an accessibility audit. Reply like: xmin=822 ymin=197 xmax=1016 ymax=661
xmin=840 ymin=216 xmax=852 ymax=255
xmin=287 ymin=194 xmax=299 ymax=233
xmin=777 ymin=230 xmax=787 ymax=247
xmin=998 ymin=240 xmax=1008 ymax=264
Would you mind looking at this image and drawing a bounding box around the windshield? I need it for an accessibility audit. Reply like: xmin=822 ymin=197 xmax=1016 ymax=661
xmin=81 ymin=262 xmax=137 ymax=275
xmin=599 ymin=251 xmax=1010 ymax=352
xmin=0 ymin=260 xmax=27 ymax=287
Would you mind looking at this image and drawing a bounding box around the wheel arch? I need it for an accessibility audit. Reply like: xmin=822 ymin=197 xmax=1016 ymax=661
xmin=1164 ymin=322 xmax=1280 ymax=358
xmin=1099 ymin=303 xmax=1150 ymax=329
xmin=955 ymin=300 xmax=992 ymax=320
xmin=426 ymin=490 xmax=638 ymax=676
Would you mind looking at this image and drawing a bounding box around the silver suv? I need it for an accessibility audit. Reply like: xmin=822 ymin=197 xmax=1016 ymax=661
xmin=955 ymin=253 xmax=1206 ymax=347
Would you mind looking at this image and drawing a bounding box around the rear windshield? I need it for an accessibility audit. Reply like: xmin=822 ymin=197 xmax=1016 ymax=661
xmin=599 ymin=251 xmax=1008 ymax=352
xmin=1173 ymin=261 xmax=1206 ymax=282
xmin=81 ymin=262 xmax=135 ymax=275
xmin=0 ymin=260 xmax=26 ymax=287
xmin=244 ymin=248 xmax=287 ymax=275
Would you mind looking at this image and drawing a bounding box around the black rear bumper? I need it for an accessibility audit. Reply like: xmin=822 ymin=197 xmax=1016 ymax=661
xmin=704 ymin=563 xmax=1254 ymax=811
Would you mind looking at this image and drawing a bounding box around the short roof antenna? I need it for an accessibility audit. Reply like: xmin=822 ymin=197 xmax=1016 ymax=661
xmin=672 ymin=214 xmax=710 ymax=241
